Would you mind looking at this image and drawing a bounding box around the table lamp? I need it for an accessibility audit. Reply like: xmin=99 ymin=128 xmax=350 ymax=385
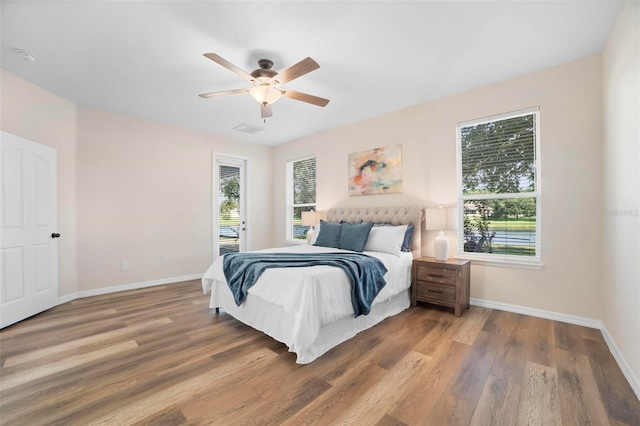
xmin=425 ymin=206 xmax=458 ymax=261
xmin=301 ymin=211 xmax=319 ymax=244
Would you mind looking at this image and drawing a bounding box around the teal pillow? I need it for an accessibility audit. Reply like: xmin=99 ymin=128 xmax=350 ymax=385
xmin=313 ymin=221 xmax=342 ymax=248
xmin=339 ymin=222 xmax=374 ymax=252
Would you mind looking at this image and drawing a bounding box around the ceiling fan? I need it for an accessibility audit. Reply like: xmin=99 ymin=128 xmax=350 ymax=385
xmin=198 ymin=53 xmax=330 ymax=119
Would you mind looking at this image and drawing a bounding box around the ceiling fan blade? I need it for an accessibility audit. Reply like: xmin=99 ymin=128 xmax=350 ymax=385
xmin=203 ymin=53 xmax=255 ymax=83
xmin=198 ymin=88 xmax=249 ymax=99
xmin=275 ymin=57 xmax=320 ymax=85
xmin=261 ymin=104 xmax=273 ymax=118
xmin=282 ymin=89 xmax=330 ymax=107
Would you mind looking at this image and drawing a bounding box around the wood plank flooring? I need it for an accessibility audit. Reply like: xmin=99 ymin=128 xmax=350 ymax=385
xmin=1 ymin=280 xmax=638 ymax=425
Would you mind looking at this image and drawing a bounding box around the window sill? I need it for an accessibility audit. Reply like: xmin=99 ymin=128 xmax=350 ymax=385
xmin=456 ymin=254 xmax=545 ymax=270
xmin=284 ymin=240 xmax=307 ymax=246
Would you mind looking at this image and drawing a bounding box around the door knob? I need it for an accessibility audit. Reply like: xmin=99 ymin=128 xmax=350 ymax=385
xmin=51 ymin=233 xmax=61 ymax=238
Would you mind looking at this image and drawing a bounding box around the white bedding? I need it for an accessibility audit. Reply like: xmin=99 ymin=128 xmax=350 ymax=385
xmin=202 ymin=245 xmax=413 ymax=362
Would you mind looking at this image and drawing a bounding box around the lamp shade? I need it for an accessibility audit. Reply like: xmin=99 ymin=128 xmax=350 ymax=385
xmin=301 ymin=211 xmax=319 ymax=226
xmin=425 ymin=208 xmax=447 ymax=231
xmin=446 ymin=207 xmax=458 ymax=230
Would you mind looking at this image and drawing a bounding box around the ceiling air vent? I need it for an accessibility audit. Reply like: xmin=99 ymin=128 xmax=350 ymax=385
xmin=232 ymin=123 xmax=265 ymax=134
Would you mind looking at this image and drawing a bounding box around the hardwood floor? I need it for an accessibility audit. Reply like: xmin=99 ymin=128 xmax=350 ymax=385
xmin=1 ymin=280 xmax=638 ymax=425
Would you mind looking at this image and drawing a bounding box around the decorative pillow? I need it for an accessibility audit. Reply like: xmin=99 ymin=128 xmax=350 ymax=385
xmin=374 ymin=223 xmax=415 ymax=252
xmin=313 ymin=221 xmax=342 ymax=248
xmin=365 ymin=224 xmax=408 ymax=255
xmin=338 ymin=222 xmax=374 ymax=252
xmin=401 ymin=224 xmax=415 ymax=252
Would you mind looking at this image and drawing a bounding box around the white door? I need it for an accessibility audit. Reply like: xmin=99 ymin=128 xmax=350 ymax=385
xmin=213 ymin=155 xmax=248 ymax=258
xmin=1 ymin=131 xmax=58 ymax=328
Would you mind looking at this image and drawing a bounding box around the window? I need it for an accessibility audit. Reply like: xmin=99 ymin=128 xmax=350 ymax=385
xmin=286 ymin=156 xmax=316 ymax=242
xmin=456 ymin=108 xmax=541 ymax=264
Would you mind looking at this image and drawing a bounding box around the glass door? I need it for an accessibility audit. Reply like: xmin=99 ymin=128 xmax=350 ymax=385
xmin=214 ymin=156 xmax=247 ymax=257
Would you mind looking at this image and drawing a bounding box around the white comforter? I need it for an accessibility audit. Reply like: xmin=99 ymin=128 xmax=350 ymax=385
xmin=202 ymin=245 xmax=413 ymax=355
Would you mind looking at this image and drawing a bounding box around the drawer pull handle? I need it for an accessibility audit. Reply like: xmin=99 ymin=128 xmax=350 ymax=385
xmin=429 ymin=274 xmax=444 ymax=278
xmin=428 ymin=289 xmax=443 ymax=294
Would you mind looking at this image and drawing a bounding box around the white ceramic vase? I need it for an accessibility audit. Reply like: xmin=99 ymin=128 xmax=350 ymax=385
xmin=434 ymin=231 xmax=449 ymax=261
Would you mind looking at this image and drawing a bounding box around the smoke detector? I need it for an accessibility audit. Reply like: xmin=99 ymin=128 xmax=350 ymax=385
xmin=14 ymin=49 xmax=37 ymax=62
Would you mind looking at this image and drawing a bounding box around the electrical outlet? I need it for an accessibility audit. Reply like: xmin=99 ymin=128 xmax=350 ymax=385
xmin=162 ymin=255 xmax=168 ymax=266
xmin=121 ymin=261 xmax=128 ymax=271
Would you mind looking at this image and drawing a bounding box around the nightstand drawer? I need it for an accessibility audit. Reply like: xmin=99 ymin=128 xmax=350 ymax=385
xmin=415 ymin=281 xmax=455 ymax=302
xmin=416 ymin=266 xmax=456 ymax=285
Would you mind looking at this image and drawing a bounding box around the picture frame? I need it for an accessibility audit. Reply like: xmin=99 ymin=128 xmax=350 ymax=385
xmin=348 ymin=144 xmax=403 ymax=196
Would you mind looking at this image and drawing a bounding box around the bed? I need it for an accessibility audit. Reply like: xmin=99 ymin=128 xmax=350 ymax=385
xmin=201 ymin=206 xmax=424 ymax=364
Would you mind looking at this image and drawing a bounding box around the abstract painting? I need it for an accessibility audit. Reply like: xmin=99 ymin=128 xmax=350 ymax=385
xmin=348 ymin=145 xmax=403 ymax=196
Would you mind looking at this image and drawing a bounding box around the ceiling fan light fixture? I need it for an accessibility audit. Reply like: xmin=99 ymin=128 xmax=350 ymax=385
xmin=200 ymin=54 xmax=329 ymax=117
xmin=249 ymin=85 xmax=282 ymax=105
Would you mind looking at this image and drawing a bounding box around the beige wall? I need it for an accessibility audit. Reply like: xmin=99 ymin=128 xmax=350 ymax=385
xmin=75 ymin=106 xmax=273 ymax=290
xmin=273 ymin=54 xmax=604 ymax=319
xmin=602 ymin=1 xmax=640 ymax=390
xmin=1 ymin=69 xmax=79 ymax=296
xmin=1 ymin=69 xmax=273 ymax=295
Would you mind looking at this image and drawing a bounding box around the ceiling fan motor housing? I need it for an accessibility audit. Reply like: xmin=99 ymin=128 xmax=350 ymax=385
xmin=251 ymin=59 xmax=278 ymax=80
xmin=258 ymin=59 xmax=273 ymax=69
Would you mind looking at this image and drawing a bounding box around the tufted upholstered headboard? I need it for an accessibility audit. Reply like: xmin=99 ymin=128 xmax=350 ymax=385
xmin=326 ymin=206 xmax=425 ymax=258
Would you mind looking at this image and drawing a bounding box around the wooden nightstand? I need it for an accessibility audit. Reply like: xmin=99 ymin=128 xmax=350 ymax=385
xmin=411 ymin=257 xmax=470 ymax=316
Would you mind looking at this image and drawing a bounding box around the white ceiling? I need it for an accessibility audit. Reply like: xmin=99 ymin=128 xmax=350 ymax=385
xmin=1 ymin=1 xmax=620 ymax=146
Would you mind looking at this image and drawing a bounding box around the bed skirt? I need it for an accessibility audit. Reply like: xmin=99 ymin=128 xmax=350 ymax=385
xmin=207 ymin=280 xmax=411 ymax=364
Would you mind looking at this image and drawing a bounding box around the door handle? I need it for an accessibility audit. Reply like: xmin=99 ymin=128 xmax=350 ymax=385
xmin=51 ymin=233 xmax=61 ymax=238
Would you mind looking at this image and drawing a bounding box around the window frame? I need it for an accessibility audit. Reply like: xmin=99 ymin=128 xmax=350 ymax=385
xmin=285 ymin=155 xmax=317 ymax=244
xmin=455 ymin=107 xmax=543 ymax=268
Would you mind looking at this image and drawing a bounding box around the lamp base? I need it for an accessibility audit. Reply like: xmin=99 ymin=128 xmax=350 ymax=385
xmin=306 ymin=226 xmax=315 ymax=245
xmin=434 ymin=231 xmax=449 ymax=261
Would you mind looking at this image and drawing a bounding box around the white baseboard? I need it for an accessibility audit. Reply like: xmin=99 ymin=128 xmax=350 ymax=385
xmin=471 ymin=297 xmax=640 ymax=400
xmin=58 ymin=274 xmax=203 ymax=305
xmin=600 ymin=323 xmax=640 ymax=400
xmin=470 ymin=297 xmax=602 ymax=329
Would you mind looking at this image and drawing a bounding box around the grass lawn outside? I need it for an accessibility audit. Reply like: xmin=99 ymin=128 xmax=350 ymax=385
xmin=219 ymin=217 xmax=240 ymax=226
xmin=489 ymin=244 xmax=536 ymax=256
xmin=486 ymin=218 xmax=536 ymax=232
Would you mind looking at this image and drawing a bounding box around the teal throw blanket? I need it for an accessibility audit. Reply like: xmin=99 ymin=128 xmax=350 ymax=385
xmin=222 ymin=252 xmax=388 ymax=317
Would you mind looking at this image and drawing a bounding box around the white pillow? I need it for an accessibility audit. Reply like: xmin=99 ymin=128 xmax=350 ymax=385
xmin=310 ymin=222 xmax=321 ymax=245
xmin=364 ymin=224 xmax=408 ymax=255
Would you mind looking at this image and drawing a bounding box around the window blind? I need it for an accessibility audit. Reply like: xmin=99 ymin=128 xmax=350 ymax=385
xmin=286 ymin=156 xmax=317 ymax=242
xmin=292 ymin=157 xmax=316 ymax=204
xmin=457 ymin=109 xmax=540 ymax=261
xmin=461 ymin=114 xmax=536 ymax=195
